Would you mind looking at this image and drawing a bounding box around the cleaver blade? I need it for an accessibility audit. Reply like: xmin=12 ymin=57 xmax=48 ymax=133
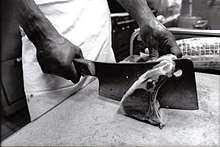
xmin=74 ymin=58 xmax=198 ymax=110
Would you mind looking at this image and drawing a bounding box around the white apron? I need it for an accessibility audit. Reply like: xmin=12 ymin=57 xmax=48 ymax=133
xmin=21 ymin=0 xmax=116 ymax=120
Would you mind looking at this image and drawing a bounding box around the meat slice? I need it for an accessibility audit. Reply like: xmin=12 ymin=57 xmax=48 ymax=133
xmin=119 ymin=54 xmax=177 ymax=129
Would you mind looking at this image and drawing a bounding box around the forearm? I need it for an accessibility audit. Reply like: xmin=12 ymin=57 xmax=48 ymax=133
xmin=116 ymin=0 xmax=164 ymax=30
xmin=15 ymin=0 xmax=64 ymax=50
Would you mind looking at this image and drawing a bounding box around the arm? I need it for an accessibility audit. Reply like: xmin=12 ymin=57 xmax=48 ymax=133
xmin=116 ymin=0 xmax=182 ymax=59
xmin=15 ymin=0 xmax=83 ymax=83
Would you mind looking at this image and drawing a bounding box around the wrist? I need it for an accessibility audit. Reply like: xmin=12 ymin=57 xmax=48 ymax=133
xmin=38 ymin=35 xmax=66 ymax=53
xmin=139 ymin=17 xmax=166 ymax=33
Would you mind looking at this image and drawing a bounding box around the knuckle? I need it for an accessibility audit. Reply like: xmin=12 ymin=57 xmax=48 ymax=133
xmin=71 ymin=77 xmax=80 ymax=83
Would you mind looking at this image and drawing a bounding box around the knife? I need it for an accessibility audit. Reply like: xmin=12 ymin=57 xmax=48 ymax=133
xmin=73 ymin=58 xmax=198 ymax=110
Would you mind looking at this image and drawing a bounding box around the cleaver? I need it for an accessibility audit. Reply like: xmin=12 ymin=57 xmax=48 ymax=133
xmin=73 ymin=58 xmax=198 ymax=110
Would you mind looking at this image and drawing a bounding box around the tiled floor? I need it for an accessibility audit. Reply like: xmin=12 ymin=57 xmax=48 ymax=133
xmin=1 ymin=107 xmax=30 ymax=141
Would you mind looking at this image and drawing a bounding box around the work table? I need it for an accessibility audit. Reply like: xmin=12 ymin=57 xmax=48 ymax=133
xmin=2 ymin=72 xmax=219 ymax=146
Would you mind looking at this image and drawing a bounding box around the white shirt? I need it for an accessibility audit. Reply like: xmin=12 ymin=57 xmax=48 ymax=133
xmin=22 ymin=0 xmax=116 ymax=120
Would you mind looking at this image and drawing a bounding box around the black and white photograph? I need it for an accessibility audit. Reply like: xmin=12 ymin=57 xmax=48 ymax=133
xmin=1 ymin=0 xmax=219 ymax=146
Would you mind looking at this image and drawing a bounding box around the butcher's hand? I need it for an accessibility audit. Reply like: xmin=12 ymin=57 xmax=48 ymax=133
xmin=37 ymin=37 xmax=84 ymax=83
xmin=15 ymin=0 xmax=83 ymax=83
xmin=116 ymin=0 xmax=182 ymax=60
xmin=140 ymin=22 xmax=182 ymax=60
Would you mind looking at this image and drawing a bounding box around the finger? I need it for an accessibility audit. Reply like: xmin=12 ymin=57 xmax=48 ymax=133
xmin=169 ymin=45 xmax=182 ymax=58
xmin=165 ymin=34 xmax=182 ymax=58
xmin=67 ymin=63 xmax=81 ymax=83
xmin=74 ymin=46 xmax=84 ymax=59
xmin=53 ymin=62 xmax=81 ymax=83
xmin=48 ymin=63 xmax=81 ymax=83
xmin=158 ymin=36 xmax=182 ymax=58
xmin=148 ymin=47 xmax=159 ymax=60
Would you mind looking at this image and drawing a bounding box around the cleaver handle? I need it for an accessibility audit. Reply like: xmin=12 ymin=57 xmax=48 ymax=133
xmin=73 ymin=58 xmax=96 ymax=76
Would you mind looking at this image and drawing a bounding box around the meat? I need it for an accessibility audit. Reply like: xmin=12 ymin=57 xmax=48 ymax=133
xmin=119 ymin=54 xmax=177 ymax=129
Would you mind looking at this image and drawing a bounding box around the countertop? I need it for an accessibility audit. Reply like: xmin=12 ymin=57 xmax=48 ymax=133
xmin=2 ymin=72 xmax=219 ymax=146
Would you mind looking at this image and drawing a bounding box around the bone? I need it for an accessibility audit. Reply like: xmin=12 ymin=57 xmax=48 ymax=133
xmin=119 ymin=54 xmax=177 ymax=129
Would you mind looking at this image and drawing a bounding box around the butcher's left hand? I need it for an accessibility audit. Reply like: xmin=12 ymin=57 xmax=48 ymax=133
xmin=139 ymin=22 xmax=182 ymax=60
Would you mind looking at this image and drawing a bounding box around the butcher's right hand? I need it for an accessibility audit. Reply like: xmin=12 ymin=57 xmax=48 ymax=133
xmin=36 ymin=37 xmax=84 ymax=83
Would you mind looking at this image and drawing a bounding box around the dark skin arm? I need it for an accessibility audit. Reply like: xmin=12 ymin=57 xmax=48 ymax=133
xmin=14 ymin=0 xmax=83 ymax=83
xmin=116 ymin=0 xmax=182 ymax=59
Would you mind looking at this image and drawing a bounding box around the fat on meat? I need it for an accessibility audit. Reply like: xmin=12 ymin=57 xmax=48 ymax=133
xmin=119 ymin=54 xmax=177 ymax=129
